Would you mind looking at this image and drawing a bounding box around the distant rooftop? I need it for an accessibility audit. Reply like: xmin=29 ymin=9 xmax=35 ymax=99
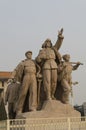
xmin=0 ymin=71 xmax=12 ymax=79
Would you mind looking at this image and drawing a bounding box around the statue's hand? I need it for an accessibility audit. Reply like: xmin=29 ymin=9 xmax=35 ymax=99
xmin=58 ymin=28 xmax=64 ymax=39
xmin=76 ymin=62 xmax=81 ymax=65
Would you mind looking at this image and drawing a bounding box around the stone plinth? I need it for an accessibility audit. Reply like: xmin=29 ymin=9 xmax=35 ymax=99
xmin=16 ymin=100 xmax=81 ymax=119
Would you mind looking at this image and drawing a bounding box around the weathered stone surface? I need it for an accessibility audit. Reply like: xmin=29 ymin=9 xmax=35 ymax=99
xmin=16 ymin=100 xmax=80 ymax=119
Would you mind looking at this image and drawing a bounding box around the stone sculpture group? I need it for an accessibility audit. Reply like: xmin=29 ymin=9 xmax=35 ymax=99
xmin=5 ymin=28 xmax=82 ymax=119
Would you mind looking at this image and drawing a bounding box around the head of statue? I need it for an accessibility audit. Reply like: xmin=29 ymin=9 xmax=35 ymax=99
xmin=25 ymin=51 xmax=32 ymax=59
xmin=43 ymin=38 xmax=52 ymax=48
xmin=62 ymin=54 xmax=70 ymax=61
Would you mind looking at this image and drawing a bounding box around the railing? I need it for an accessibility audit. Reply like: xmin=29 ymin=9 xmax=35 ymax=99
xmin=0 ymin=117 xmax=86 ymax=130
xmin=0 ymin=120 xmax=7 ymax=130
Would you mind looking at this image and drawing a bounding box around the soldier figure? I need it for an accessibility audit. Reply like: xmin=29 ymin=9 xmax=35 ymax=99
xmin=36 ymin=29 xmax=64 ymax=100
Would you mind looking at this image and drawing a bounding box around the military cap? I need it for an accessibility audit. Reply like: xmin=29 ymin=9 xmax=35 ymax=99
xmin=62 ymin=54 xmax=70 ymax=60
xmin=42 ymin=38 xmax=51 ymax=48
xmin=25 ymin=51 xmax=32 ymax=56
xmin=45 ymin=38 xmax=51 ymax=43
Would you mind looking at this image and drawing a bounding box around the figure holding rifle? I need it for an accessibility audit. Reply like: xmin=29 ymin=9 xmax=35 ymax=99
xmin=57 ymin=54 xmax=82 ymax=104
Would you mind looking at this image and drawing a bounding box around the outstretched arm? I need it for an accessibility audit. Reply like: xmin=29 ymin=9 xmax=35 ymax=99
xmin=54 ymin=28 xmax=64 ymax=50
xmin=72 ymin=62 xmax=81 ymax=70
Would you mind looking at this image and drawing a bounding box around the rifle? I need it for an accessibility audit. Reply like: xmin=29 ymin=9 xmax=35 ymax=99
xmin=60 ymin=61 xmax=83 ymax=65
xmin=69 ymin=62 xmax=83 ymax=65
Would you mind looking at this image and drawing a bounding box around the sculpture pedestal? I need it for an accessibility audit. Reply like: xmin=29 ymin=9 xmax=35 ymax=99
xmin=16 ymin=100 xmax=81 ymax=118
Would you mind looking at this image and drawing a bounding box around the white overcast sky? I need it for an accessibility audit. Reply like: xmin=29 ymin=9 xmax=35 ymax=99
xmin=0 ymin=0 xmax=86 ymax=105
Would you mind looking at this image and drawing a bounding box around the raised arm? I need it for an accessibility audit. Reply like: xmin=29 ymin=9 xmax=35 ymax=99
xmin=53 ymin=28 xmax=64 ymax=50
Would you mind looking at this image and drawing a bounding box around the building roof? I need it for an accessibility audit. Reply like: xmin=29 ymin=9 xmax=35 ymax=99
xmin=0 ymin=71 xmax=12 ymax=79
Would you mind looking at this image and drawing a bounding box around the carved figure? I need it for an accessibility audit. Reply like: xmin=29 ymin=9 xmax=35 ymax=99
xmin=57 ymin=54 xmax=81 ymax=104
xmin=36 ymin=29 xmax=64 ymax=101
xmin=11 ymin=51 xmax=38 ymax=115
xmin=0 ymin=88 xmax=7 ymax=120
xmin=5 ymin=79 xmax=20 ymax=119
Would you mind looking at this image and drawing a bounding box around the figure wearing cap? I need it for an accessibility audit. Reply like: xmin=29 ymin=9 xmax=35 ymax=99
xmin=11 ymin=51 xmax=37 ymax=115
xmin=36 ymin=28 xmax=64 ymax=101
xmin=57 ymin=54 xmax=81 ymax=104
xmin=25 ymin=51 xmax=32 ymax=56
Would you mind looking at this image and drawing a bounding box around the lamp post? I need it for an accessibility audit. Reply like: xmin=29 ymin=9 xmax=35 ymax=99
xmin=70 ymin=81 xmax=78 ymax=107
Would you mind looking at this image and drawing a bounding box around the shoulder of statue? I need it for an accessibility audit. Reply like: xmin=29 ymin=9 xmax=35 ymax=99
xmin=52 ymin=46 xmax=56 ymax=51
xmin=40 ymin=48 xmax=45 ymax=52
xmin=20 ymin=59 xmax=27 ymax=64
xmin=21 ymin=59 xmax=26 ymax=62
xmin=16 ymin=60 xmax=25 ymax=68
